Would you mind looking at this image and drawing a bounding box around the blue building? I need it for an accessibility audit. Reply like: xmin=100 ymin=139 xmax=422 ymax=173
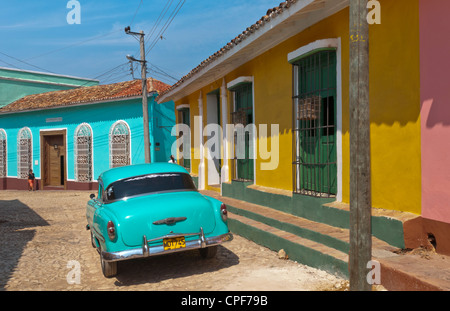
xmin=0 ymin=78 xmax=175 ymax=190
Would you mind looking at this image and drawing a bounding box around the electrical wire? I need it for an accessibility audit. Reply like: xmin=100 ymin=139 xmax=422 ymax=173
xmin=0 ymin=58 xmax=20 ymax=69
xmin=145 ymin=0 xmax=185 ymax=57
xmin=0 ymin=51 xmax=55 ymax=73
xmin=25 ymin=29 xmax=124 ymax=62
xmin=129 ymin=0 xmax=144 ymax=26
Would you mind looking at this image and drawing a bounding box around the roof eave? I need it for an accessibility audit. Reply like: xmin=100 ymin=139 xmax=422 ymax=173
xmin=0 ymin=95 xmax=144 ymax=116
xmin=157 ymin=0 xmax=348 ymax=104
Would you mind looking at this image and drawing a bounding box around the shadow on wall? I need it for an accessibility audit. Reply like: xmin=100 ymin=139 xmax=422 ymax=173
xmin=0 ymin=199 xmax=49 ymax=290
xmin=422 ymin=99 xmax=450 ymax=128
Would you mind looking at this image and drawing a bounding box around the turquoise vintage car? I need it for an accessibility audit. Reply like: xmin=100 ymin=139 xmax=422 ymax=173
xmin=86 ymin=163 xmax=233 ymax=278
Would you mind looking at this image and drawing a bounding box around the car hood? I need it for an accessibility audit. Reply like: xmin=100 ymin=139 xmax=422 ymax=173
xmin=107 ymin=191 xmax=216 ymax=247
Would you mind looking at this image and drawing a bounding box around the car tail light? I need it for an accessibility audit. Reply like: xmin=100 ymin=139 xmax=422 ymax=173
xmin=220 ymin=203 xmax=228 ymax=222
xmin=107 ymin=221 xmax=116 ymax=241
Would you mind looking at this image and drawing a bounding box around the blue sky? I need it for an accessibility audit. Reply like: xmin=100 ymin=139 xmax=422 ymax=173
xmin=0 ymin=0 xmax=282 ymax=85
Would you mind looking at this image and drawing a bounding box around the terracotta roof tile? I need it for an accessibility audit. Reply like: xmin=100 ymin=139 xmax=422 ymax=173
xmin=157 ymin=0 xmax=298 ymax=99
xmin=0 ymin=78 xmax=171 ymax=113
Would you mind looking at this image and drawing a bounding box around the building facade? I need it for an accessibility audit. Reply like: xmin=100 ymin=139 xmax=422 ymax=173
xmin=0 ymin=78 xmax=175 ymax=190
xmin=418 ymin=0 xmax=450 ymax=254
xmin=158 ymin=0 xmax=428 ymax=252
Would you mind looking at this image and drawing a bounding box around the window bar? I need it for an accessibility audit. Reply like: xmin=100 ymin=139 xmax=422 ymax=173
xmin=295 ymin=65 xmax=299 ymax=193
xmin=315 ymin=53 xmax=323 ymax=196
xmin=326 ymin=51 xmax=331 ymax=197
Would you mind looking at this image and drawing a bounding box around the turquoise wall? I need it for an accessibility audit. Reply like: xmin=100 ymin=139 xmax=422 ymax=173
xmin=0 ymin=97 xmax=175 ymax=181
xmin=0 ymin=67 xmax=99 ymax=107
xmin=153 ymin=100 xmax=176 ymax=162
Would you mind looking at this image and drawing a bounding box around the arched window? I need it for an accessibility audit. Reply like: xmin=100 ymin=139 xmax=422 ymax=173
xmin=75 ymin=123 xmax=93 ymax=182
xmin=0 ymin=129 xmax=6 ymax=177
xmin=17 ymin=127 xmax=32 ymax=179
xmin=109 ymin=121 xmax=130 ymax=168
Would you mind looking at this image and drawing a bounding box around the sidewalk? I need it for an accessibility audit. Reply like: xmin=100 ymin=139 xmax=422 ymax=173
xmin=201 ymin=189 xmax=450 ymax=291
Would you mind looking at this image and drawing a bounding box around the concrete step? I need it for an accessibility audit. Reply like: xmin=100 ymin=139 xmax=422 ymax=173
xmin=203 ymin=190 xmax=396 ymax=277
xmin=228 ymin=211 xmax=350 ymax=278
xmin=201 ymin=190 xmax=450 ymax=290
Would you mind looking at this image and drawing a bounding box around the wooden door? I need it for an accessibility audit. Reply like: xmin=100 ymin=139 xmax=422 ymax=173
xmin=42 ymin=133 xmax=66 ymax=187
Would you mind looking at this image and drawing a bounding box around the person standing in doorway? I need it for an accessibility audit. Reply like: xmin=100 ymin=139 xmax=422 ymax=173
xmin=28 ymin=169 xmax=35 ymax=191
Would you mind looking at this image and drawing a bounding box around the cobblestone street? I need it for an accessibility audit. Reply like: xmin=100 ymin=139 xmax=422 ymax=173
xmin=0 ymin=190 xmax=347 ymax=291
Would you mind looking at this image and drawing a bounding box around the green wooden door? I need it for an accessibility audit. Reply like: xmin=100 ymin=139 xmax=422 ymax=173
xmin=296 ymin=50 xmax=337 ymax=195
xmin=233 ymin=83 xmax=254 ymax=181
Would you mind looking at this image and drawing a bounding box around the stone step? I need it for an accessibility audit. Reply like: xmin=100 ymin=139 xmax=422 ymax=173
xmin=202 ymin=190 xmax=397 ymax=278
xmin=228 ymin=211 xmax=350 ymax=278
xmin=201 ymin=189 xmax=450 ymax=290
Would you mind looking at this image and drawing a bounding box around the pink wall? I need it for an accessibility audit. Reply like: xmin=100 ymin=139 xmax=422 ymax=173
xmin=420 ymin=0 xmax=450 ymax=223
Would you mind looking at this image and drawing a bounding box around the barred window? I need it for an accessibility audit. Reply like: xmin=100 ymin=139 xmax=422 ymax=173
xmin=230 ymin=83 xmax=254 ymax=181
xmin=109 ymin=121 xmax=130 ymax=168
xmin=75 ymin=123 xmax=93 ymax=182
xmin=0 ymin=129 xmax=6 ymax=177
xmin=17 ymin=127 xmax=32 ymax=179
xmin=292 ymin=50 xmax=337 ymax=197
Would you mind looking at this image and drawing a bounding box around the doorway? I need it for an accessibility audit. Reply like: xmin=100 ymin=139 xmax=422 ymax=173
xmin=41 ymin=130 xmax=67 ymax=189
xmin=206 ymin=90 xmax=221 ymax=187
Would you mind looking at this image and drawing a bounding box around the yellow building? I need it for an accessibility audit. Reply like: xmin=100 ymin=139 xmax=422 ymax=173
xmin=157 ymin=0 xmax=421 ymax=258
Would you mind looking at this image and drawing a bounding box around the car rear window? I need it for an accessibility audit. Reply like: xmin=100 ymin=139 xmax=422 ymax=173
xmin=105 ymin=173 xmax=197 ymax=202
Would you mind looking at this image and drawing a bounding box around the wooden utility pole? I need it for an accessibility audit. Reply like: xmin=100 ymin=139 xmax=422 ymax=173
xmin=349 ymin=0 xmax=372 ymax=291
xmin=139 ymin=31 xmax=151 ymax=164
xmin=125 ymin=27 xmax=151 ymax=163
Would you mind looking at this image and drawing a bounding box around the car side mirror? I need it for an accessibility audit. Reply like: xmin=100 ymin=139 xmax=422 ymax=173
xmin=90 ymin=193 xmax=96 ymax=199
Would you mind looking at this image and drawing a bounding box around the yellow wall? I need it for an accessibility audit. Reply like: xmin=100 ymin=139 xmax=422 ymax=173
xmin=366 ymin=0 xmax=421 ymax=214
xmin=173 ymin=0 xmax=421 ymax=215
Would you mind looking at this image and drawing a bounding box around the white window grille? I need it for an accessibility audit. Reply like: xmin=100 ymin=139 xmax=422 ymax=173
xmin=75 ymin=123 xmax=93 ymax=182
xmin=109 ymin=121 xmax=130 ymax=168
xmin=0 ymin=129 xmax=6 ymax=177
xmin=17 ymin=127 xmax=32 ymax=179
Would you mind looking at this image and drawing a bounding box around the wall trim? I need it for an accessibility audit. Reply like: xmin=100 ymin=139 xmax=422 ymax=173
xmin=288 ymin=38 xmax=343 ymax=201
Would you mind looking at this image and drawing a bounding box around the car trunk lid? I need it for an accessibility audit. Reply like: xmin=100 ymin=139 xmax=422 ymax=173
xmin=109 ymin=191 xmax=216 ymax=247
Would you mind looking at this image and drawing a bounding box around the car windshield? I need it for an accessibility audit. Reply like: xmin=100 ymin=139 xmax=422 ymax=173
xmin=105 ymin=172 xmax=197 ymax=202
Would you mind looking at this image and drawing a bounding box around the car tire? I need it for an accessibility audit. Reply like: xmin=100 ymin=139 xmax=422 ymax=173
xmin=100 ymin=248 xmax=118 ymax=278
xmin=199 ymin=246 xmax=218 ymax=259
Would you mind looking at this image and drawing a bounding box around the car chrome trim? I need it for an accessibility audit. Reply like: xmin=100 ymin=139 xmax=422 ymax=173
xmin=143 ymin=235 xmax=149 ymax=257
xmin=200 ymin=227 xmax=206 ymax=248
xmin=101 ymin=231 xmax=233 ymax=262
xmin=153 ymin=217 xmax=187 ymax=225
xmin=92 ymin=227 xmax=105 ymax=243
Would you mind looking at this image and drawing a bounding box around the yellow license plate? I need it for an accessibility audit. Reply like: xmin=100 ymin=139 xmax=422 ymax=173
xmin=163 ymin=237 xmax=186 ymax=250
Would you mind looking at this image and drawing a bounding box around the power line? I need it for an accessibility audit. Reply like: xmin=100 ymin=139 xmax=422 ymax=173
xmin=0 ymin=58 xmax=20 ymax=69
xmin=146 ymin=0 xmax=185 ymax=56
xmin=148 ymin=62 xmax=179 ymax=82
xmin=130 ymin=0 xmax=174 ymax=58
xmin=25 ymin=28 xmax=123 ymax=62
xmin=130 ymin=0 xmax=144 ymax=26
xmin=147 ymin=0 xmax=174 ymax=43
xmin=0 ymin=50 xmax=55 ymax=73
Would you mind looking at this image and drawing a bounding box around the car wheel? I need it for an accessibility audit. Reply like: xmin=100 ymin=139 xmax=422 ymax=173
xmin=199 ymin=246 xmax=218 ymax=259
xmin=100 ymin=248 xmax=118 ymax=278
